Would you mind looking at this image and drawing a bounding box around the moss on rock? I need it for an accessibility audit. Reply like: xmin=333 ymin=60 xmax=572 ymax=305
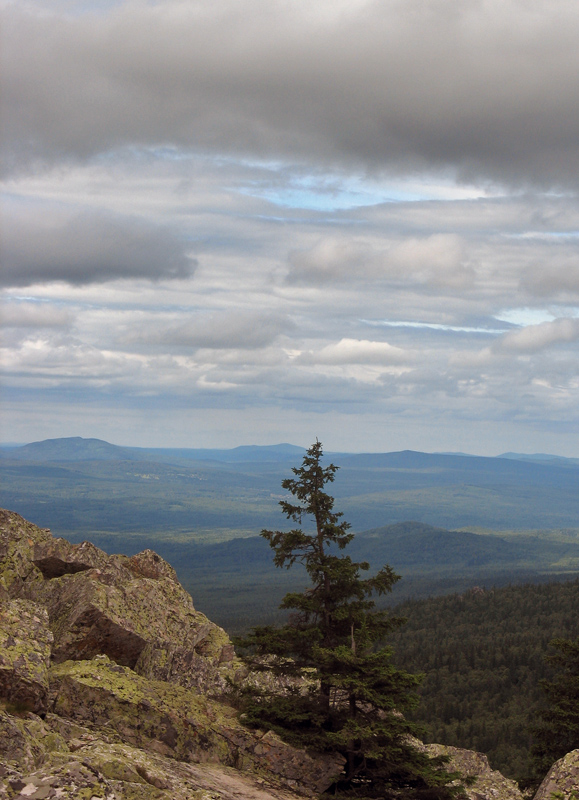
xmin=0 ymin=509 xmax=52 ymax=597
xmin=0 ymin=599 xmax=53 ymax=714
xmin=533 ymin=749 xmax=579 ymax=800
xmin=47 ymin=656 xmax=343 ymax=795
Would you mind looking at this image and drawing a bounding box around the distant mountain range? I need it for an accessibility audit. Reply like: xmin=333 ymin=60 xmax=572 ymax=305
xmin=3 ymin=436 xmax=306 ymax=464
xmin=1 ymin=437 xmax=579 ymax=537
xmin=3 ymin=436 xmax=578 ymax=465
xmin=1 ymin=436 xmax=579 ymax=631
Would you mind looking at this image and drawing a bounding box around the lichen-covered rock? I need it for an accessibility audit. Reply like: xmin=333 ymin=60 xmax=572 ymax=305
xmin=32 ymin=537 xmax=110 ymax=579
xmin=48 ymin=656 xmax=344 ymax=796
xmin=0 ymin=711 xmax=304 ymax=800
xmin=533 ymin=749 xmax=579 ymax=800
xmin=425 ymin=744 xmax=524 ymax=800
xmin=0 ymin=708 xmax=69 ymax=778
xmin=0 ymin=710 xmax=44 ymax=774
xmin=23 ymin=535 xmax=239 ymax=696
xmin=0 ymin=509 xmax=52 ymax=597
xmin=0 ymin=599 xmax=53 ymax=714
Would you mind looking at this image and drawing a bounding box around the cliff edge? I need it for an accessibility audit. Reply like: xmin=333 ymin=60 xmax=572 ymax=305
xmin=0 ymin=508 xmax=574 ymax=800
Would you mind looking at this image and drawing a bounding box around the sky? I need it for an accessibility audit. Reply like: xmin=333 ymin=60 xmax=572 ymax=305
xmin=1 ymin=0 xmax=579 ymax=455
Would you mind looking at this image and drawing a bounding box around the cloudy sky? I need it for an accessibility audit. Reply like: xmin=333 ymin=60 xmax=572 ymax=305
xmin=2 ymin=0 xmax=579 ymax=454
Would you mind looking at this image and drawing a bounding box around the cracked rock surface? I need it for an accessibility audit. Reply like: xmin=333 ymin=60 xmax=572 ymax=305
xmin=533 ymin=749 xmax=579 ymax=800
xmin=0 ymin=509 xmax=342 ymax=798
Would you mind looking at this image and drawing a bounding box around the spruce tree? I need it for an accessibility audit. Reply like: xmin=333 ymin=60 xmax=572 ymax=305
xmin=532 ymin=636 xmax=579 ymax=777
xmin=236 ymin=440 xmax=463 ymax=799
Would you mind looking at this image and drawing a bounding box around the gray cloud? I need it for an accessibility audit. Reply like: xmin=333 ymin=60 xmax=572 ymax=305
xmin=287 ymin=234 xmax=473 ymax=288
xmin=4 ymin=0 xmax=579 ymax=186
xmin=1 ymin=208 xmax=196 ymax=285
xmin=494 ymin=317 xmax=579 ymax=354
xmin=521 ymin=256 xmax=579 ymax=299
xmin=124 ymin=310 xmax=294 ymax=350
xmin=0 ymin=302 xmax=73 ymax=328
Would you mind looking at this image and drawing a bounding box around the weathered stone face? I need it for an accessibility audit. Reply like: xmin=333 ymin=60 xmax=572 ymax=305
xmin=424 ymin=743 xmax=525 ymax=800
xmin=533 ymin=749 xmax=579 ymax=800
xmin=0 ymin=599 xmax=53 ymax=715
xmin=47 ymin=655 xmax=344 ymax=796
xmin=32 ymin=538 xmax=110 ymax=579
xmin=0 ymin=710 xmax=304 ymax=800
xmin=0 ymin=509 xmax=52 ymax=597
xmin=33 ymin=554 xmax=239 ymax=695
xmin=0 ymin=510 xmax=240 ymax=697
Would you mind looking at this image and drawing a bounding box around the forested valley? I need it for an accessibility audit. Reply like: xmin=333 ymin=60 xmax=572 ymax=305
xmin=390 ymin=579 xmax=579 ymax=783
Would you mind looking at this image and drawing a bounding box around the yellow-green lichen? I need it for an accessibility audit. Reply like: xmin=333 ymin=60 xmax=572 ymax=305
xmin=48 ymin=657 xmax=243 ymax=767
xmin=108 ymin=781 xmax=168 ymax=800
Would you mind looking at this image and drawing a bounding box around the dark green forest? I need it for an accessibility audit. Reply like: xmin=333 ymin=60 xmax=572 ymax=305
xmin=389 ymin=580 xmax=579 ymax=783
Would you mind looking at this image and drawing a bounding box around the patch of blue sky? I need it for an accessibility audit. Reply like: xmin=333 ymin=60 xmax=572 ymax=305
xmin=5 ymin=296 xmax=206 ymax=314
xmin=361 ymin=319 xmax=509 ymax=334
xmin=23 ymin=0 xmax=129 ymax=15
xmin=10 ymin=296 xmax=55 ymax=304
xmin=237 ymin=173 xmax=489 ymax=211
xmin=506 ymin=231 xmax=579 ymax=240
xmin=91 ymin=148 xmax=490 ymax=209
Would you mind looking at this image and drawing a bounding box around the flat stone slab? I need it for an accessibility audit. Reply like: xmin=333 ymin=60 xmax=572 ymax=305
xmin=48 ymin=655 xmax=343 ymax=796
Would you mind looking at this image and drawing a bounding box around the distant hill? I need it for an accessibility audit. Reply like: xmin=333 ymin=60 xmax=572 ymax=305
xmin=499 ymin=452 xmax=579 ymax=466
xmin=352 ymin=521 xmax=579 ymax=570
xmin=9 ymin=437 xmax=138 ymax=462
xmin=2 ymin=437 xmax=579 ymax=537
xmin=138 ymin=443 xmax=306 ymax=464
xmin=59 ymin=520 xmax=579 ymax=633
xmin=6 ymin=437 xmax=305 ymax=464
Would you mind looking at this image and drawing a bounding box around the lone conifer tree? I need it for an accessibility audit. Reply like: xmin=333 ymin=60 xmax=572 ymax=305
xmin=237 ymin=441 xmax=462 ymax=799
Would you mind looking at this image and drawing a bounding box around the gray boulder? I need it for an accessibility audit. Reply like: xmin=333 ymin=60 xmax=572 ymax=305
xmin=0 ymin=510 xmax=240 ymax=697
xmin=425 ymin=744 xmax=524 ymax=800
xmin=533 ymin=749 xmax=579 ymax=800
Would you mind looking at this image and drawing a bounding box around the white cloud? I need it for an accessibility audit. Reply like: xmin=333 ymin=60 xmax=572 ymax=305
xmin=298 ymin=338 xmax=412 ymax=366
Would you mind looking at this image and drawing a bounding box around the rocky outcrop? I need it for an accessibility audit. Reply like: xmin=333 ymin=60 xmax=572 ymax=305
xmin=3 ymin=512 xmax=239 ymax=697
xmin=0 ymin=599 xmax=53 ymax=715
xmin=1 ymin=508 xmax=573 ymax=800
xmin=0 ymin=509 xmax=52 ymax=597
xmin=425 ymin=744 xmax=524 ymax=800
xmin=0 ymin=708 xmax=303 ymax=800
xmin=0 ymin=509 xmax=343 ymax=798
xmin=533 ymin=749 xmax=579 ymax=800
xmin=48 ymin=655 xmax=342 ymax=792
